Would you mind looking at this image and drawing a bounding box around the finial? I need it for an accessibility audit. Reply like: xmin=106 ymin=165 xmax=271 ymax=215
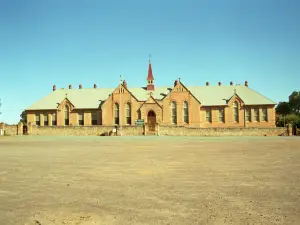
xmin=179 ymin=78 xmax=181 ymax=82
xmin=234 ymin=89 xmax=236 ymax=94
xmin=65 ymin=93 xmax=68 ymax=98
xmin=149 ymin=54 xmax=151 ymax=63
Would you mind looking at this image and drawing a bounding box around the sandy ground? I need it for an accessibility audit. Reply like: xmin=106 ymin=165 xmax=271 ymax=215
xmin=0 ymin=136 xmax=300 ymax=225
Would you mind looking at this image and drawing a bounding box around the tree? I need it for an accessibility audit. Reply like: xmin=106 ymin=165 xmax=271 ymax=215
xmin=276 ymin=101 xmax=292 ymax=115
xmin=289 ymin=91 xmax=300 ymax=115
xmin=20 ymin=110 xmax=26 ymax=124
xmin=286 ymin=114 xmax=300 ymax=127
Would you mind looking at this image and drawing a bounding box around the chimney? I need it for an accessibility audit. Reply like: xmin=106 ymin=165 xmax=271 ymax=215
xmin=218 ymin=81 xmax=222 ymax=86
xmin=53 ymin=85 xmax=56 ymax=91
xmin=174 ymin=80 xmax=178 ymax=87
xmin=230 ymin=81 xmax=233 ymax=86
xmin=69 ymin=84 xmax=72 ymax=89
xmin=94 ymin=84 xmax=97 ymax=89
xmin=206 ymin=81 xmax=209 ymax=86
xmin=123 ymin=80 xmax=127 ymax=89
xmin=245 ymin=81 xmax=248 ymax=87
xmin=79 ymin=84 xmax=82 ymax=89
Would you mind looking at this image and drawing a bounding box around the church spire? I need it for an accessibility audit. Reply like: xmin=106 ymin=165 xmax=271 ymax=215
xmin=146 ymin=55 xmax=155 ymax=91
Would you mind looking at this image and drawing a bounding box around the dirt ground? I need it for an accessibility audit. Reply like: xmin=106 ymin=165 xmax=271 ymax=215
xmin=0 ymin=136 xmax=300 ymax=225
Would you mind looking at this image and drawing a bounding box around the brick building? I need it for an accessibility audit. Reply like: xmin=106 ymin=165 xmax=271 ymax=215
xmin=25 ymin=61 xmax=276 ymax=132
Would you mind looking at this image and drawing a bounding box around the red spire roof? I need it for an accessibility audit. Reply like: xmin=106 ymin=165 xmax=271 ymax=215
xmin=147 ymin=61 xmax=154 ymax=81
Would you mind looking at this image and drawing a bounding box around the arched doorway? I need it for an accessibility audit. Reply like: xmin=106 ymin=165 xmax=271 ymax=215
xmin=147 ymin=110 xmax=156 ymax=132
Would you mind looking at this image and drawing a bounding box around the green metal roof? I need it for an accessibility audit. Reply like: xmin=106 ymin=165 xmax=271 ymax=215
xmin=26 ymin=88 xmax=114 ymax=110
xmin=188 ymin=85 xmax=276 ymax=106
xmin=26 ymin=85 xmax=275 ymax=110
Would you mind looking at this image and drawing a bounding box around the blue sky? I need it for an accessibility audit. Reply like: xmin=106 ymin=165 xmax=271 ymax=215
xmin=0 ymin=0 xmax=299 ymax=124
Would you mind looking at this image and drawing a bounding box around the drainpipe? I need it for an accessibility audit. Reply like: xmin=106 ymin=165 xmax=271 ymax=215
xmin=244 ymin=104 xmax=246 ymax=128
xmin=119 ymin=75 xmax=123 ymax=136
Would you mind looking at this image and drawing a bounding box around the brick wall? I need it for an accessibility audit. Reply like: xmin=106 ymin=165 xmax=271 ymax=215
xmin=158 ymin=125 xmax=288 ymax=136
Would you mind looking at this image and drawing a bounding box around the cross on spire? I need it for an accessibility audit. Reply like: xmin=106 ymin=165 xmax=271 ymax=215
xmin=147 ymin=92 xmax=153 ymax=97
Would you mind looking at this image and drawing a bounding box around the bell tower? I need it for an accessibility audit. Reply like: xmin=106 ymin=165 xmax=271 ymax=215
xmin=146 ymin=58 xmax=155 ymax=91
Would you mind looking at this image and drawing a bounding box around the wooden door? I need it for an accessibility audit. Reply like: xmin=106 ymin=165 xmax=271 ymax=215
xmin=148 ymin=116 xmax=156 ymax=132
xmin=147 ymin=110 xmax=156 ymax=132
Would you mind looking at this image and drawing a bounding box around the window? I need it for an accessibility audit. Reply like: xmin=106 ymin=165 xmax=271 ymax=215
xmin=233 ymin=101 xmax=239 ymax=122
xmin=91 ymin=111 xmax=97 ymax=125
xmin=35 ymin=114 xmax=40 ymax=126
xmin=254 ymin=108 xmax=259 ymax=122
xmin=64 ymin=105 xmax=69 ymax=126
xmin=171 ymin=101 xmax=177 ymax=124
xmin=245 ymin=108 xmax=251 ymax=122
xmin=206 ymin=109 xmax=212 ymax=123
xmin=114 ymin=103 xmax=119 ymax=125
xmin=218 ymin=108 xmax=225 ymax=123
xmin=262 ymin=108 xmax=268 ymax=121
xmin=138 ymin=110 xmax=141 ymax=120
xmin=78 ymin=112 xmax=84 ymax=126
xmin=183 ymin=101 xmax=189 ymax=123
xmin=126 ymin=103 xmax=131 ymax=125
xmin=44 ymin=114 xmax=48 ymax=126
xmin=52 ymin=113 xmax=57 ymax=126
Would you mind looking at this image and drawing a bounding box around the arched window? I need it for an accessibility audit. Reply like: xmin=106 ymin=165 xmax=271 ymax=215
xmin=183 ymin=101 xmax=189 ymax=123
xmin=126 ymin=102 xmax=131 ymax=125
xmin=64 ymin=105 xmax=69 ymax=126
xmin=114 ymin=103 xmax=119 ymax=125
xmin=171 ymin=101 xmax=177 ymax=124
xmin=233 ymin=101 xmax=239 ymax=122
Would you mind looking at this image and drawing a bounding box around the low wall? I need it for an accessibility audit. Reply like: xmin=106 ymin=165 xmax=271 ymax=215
xmin=3 ymin=125 xmax=18 ymax=136
xmin=158 ymin=125 xmax=288 ymax=136
xmin=0 ymin=122 xmax=290 ymax=137
xmin=30 ymin=125 xmax=144 ymax=136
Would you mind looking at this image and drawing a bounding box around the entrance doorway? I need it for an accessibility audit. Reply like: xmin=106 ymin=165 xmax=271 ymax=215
xmin=23 ymin=126 xmax=28 ymax=135
xmin=147 ymin=110 xmax=156 ymax=132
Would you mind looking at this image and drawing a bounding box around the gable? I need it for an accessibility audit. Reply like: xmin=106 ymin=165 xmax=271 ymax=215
xmin=113 ymin=84 xmax=129 ymax=94
xmin=145 ymin=95 xmax=156 ymax=104
xmin=111 ymin=84 xmax=140 ymax=102
xmin=161 ymin=81 xmax=201 ymax=105
xmin=57 ymin=98 xmax=75 ymax=111
xmin=227 ymin=93 xmax=245 ymax=106
xmin=140 ymin=94 xmax=163 ymax=109
xmin=172 ymin=82 xmax=189 ymax=93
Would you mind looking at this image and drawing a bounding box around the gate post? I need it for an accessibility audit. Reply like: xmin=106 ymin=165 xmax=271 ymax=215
xmin=27 ymin=122 xmax=32 ymax=135
xmin=17 ymin=122 xmax=23 ymax=135
xmin=156 ymin=123 xmax=159 ymax=136
xmin=143 ymin=123 xmax=148 ymax=136
xmin=0 ymin=123 xmax=4 ymax=136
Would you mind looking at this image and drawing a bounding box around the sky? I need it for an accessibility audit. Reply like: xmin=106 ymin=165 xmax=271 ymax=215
xmin=0 ymin=0 xmax=299 ymax=124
